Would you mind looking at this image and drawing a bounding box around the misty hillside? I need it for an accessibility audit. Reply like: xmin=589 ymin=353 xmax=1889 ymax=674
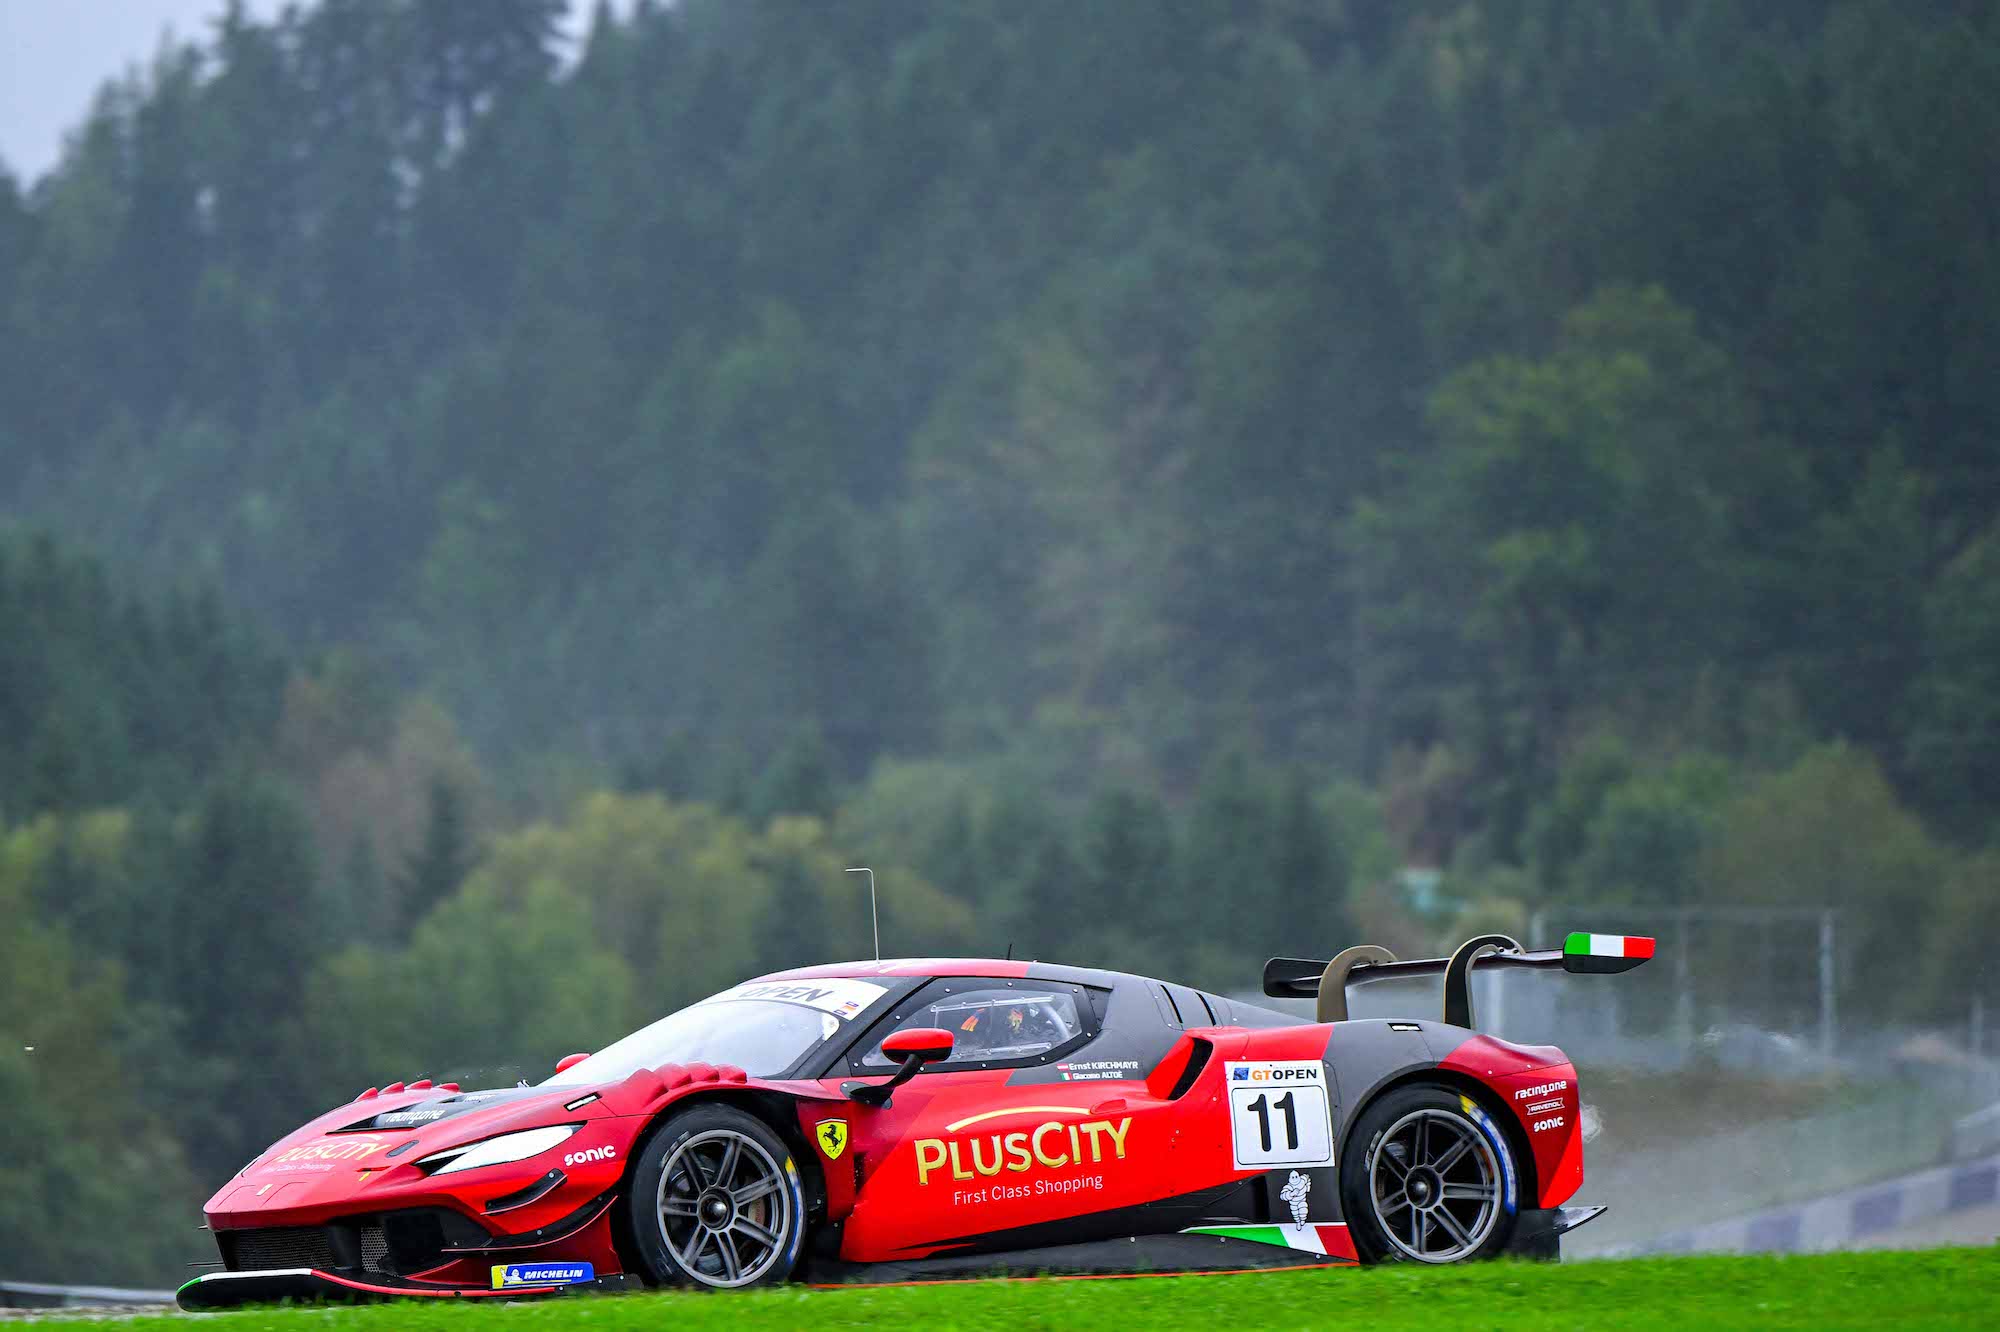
xmin=1 ymin=1 xmax=1991 ymax=805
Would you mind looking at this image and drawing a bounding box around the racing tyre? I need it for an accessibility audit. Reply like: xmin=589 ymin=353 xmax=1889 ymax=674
xmin=627 ymin=1103 xmax=808 ymax=1289
xmin=1339 ymin=1083 xmax=1517 ymax=1264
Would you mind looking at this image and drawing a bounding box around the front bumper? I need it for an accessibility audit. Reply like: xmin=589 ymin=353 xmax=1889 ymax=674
xmin=191 ymin=1192 xmax=625 ymax=1309
xmin=176 ymin=1267 xmax=642 ymax=1310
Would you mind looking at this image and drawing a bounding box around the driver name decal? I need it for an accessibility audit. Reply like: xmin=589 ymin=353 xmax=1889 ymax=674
xmin=916 ymin=1116 xmax=1131 ymax=1194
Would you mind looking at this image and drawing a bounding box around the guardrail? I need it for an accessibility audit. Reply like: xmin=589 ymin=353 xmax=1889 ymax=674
xmin=1953 ymin=1100 xmax=2000 ymax=1160
xmin=1612 ymin=1150 xmax=2000 ymax=1255
xmin=0 ymin=1279 xmax=175 ymax=1310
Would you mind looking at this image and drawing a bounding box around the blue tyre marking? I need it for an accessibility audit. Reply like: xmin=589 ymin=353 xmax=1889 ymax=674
xmin=1459 ymin=1096 xmax=1517 ymax=1215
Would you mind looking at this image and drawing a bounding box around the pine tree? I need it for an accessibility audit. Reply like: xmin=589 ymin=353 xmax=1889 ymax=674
xmin=159 ymin=771 xmax=319 ymax=1179
xmin=1269 ymin=773 xmax=1351 ymax=951
xmin=397 ymin=776 xmax=472 ymax=930
xmin=1179 ymin=749 xmax=1273 ymax=981
xmin=1078 ymin=787 xmax=1174 ymax=954
xmin=749 ymin=726 xmax=838 ymax=826
xmin=757 ymin=850 xmax=830 ymax=972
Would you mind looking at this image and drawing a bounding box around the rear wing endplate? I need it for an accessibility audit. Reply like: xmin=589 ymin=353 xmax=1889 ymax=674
xmin=1263 ymin=931 xmax=1655 ymax=1026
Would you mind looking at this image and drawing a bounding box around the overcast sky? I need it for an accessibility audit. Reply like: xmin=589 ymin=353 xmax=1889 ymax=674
xmin=0 ymin=0 xmax=601 ymax=185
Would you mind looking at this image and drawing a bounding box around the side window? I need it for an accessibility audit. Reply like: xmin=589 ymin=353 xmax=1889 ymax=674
xmin=853 ymin=982 xmax=1091 ymax=1071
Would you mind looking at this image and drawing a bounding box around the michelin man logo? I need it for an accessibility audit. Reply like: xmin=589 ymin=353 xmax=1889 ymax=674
xmin=1280 ymin=1170 xmax=1310 ymax=1230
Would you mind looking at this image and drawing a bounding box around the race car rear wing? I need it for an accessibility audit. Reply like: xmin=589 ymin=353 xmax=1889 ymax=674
xmin=1263 ymin=931 xmax=1655 ymax=1026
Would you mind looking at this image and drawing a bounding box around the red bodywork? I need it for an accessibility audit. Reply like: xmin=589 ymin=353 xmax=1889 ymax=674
xmin=1438 ymin=1034 xmax=1584 ymax=1209
xmin=195 ymin=956 xmax=1589 ymax=1295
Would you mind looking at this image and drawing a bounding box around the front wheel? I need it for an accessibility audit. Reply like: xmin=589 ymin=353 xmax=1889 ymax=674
xmin=626 ymin=1103 xmax=808 ymax=1288
xmin=1339 ymin=1083 xmax=1516 ymax=1263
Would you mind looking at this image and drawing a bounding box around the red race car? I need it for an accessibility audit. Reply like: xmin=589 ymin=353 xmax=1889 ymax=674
xmin=179 ymin=930 xmax=1651 ymax=1308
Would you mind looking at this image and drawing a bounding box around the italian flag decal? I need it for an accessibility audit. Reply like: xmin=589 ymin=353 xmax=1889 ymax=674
xmin=1181 ymin=1223 xmax=1358 ymax=1263
xmin=1562 ymin=932 xmax=1655 ymax=973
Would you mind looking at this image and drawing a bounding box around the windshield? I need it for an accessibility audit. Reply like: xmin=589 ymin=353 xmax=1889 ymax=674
xmin=542 ymin=977 xmax=891 ymax=1084
xmin=860 ymin=990 xmax=1084 ymax=1066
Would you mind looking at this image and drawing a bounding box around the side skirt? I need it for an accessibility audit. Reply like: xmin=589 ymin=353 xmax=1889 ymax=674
xmin=813 ymin=1229 xmax=1358 ymax=1285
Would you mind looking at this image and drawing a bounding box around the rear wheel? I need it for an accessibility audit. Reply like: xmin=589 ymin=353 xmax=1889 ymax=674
xmin=626 ymin=1103 xmax=807 ymax=1289
xmin=1339 ymin=1083 xmax=1515 ymax=1263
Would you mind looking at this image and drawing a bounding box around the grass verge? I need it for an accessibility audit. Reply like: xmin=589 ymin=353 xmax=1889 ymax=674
xmin=21 ymin=1248 xmax=1999 ymax=1330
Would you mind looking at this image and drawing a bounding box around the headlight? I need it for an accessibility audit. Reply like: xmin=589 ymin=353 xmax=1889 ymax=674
xmin=418 ymin=1125 xmax=579 ymax=1175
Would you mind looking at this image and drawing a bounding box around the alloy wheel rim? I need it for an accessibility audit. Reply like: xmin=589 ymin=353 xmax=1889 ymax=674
xmin=1367 ymin=1108 xmax=1501 ymax=1262
xmin=656 ymin=1129 xmax=792 ymax=1287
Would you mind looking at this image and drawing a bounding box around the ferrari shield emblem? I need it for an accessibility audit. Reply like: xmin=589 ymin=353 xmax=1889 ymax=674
xmin=816 ymin=1119 xmax=849 ymax=1161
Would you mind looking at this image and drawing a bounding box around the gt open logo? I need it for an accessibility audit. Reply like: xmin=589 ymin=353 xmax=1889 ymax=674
xmin=564 ymin=1144 xmax=617 ymax=1167
xmin=1231 ymin=1064 xmax=1321 ymax=1083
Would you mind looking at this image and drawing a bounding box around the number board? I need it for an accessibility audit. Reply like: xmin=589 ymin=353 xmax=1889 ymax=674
xmin=1224 ymin=1060 xmax=1334 ymax=1170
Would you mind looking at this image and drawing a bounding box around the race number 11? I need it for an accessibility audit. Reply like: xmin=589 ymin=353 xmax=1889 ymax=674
xmin=1224 ymin=1060 xmax=1333 ymax=1169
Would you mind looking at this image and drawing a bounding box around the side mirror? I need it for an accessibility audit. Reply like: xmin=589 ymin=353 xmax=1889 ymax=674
xmin=882 ymin=1027 xmax=955 ymax=1064
xmin=847 ymin=1027 xmax=954 ymax=1107
xmin=554 ymin=1052 xmax=591 ymax=1075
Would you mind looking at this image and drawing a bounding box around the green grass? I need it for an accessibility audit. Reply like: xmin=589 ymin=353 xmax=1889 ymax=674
xmin=26 ymin=1249 xmax=2000 ymax=1330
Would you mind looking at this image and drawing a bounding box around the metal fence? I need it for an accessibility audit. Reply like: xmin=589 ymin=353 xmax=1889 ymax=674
xmin=1568 ymin=1088 xmax=1955 ymax=1254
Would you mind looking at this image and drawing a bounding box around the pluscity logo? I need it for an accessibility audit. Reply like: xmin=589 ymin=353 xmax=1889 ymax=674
xmin=563 ymin=1144 xmax=617 ymax=1167
xmin=268 ymin=1136 xmax=389 ymax=1166
xmin=1514 ymin=1079 xmax=1568 ymax=1101
xmin=916 ymin=1117 xmax=1130 ymax=1185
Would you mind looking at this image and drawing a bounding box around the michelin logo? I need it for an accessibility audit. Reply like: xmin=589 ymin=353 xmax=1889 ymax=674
xmin=491 ymin=1262 xmax=594 ymax=1289
xmin=1280 ymin=1170 xmax=1311 ymax=1230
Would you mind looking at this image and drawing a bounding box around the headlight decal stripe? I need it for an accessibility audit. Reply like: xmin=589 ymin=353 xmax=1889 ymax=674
xmin=419 ymin=1124 xmax=582 ymax=1175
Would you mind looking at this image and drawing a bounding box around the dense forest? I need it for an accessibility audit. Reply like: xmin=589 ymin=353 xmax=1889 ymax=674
xmin=3 ymin=0 xmax=1999 ymax=1282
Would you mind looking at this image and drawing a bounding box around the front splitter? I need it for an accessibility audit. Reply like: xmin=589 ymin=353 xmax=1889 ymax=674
xmin=176 ymin=1268 xmax=640 ymax=1311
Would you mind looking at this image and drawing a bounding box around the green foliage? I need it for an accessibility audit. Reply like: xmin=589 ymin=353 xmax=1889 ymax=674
xmin=1905 ymin=522 xmax=2000 ymax=838
xmin=1176 ymin=752 xmax=1356 ymax=986
xmin=0 ymin=534 xmax=283 ymax=821
xmin=0 ymin=818 xmax=198 ymax=1283
xmin=1571 ymin=753 xmax=1735 ymax=908
xmin=1914 ymin=852 xmax=2000 ymax=1021
xmin=396 ymin=776 xmax=474 ymax=929
xmin=1075 ymin=787 xmax=1175 ymax=973
xmin=4 ymin=1 xmax=1997 ymax=840
xmin=1363 ymin=285 xmax=1769 ymax=855
xmin=750 ymin=727 xmax=840 ymax=826
xmin=158 ymin=771 xmax=325 ymax=1177
xmin=1698 ymin=746 xmax=1946 ymax=1020
xmin=1269 ymin=774 xmax=1353 ymax=959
